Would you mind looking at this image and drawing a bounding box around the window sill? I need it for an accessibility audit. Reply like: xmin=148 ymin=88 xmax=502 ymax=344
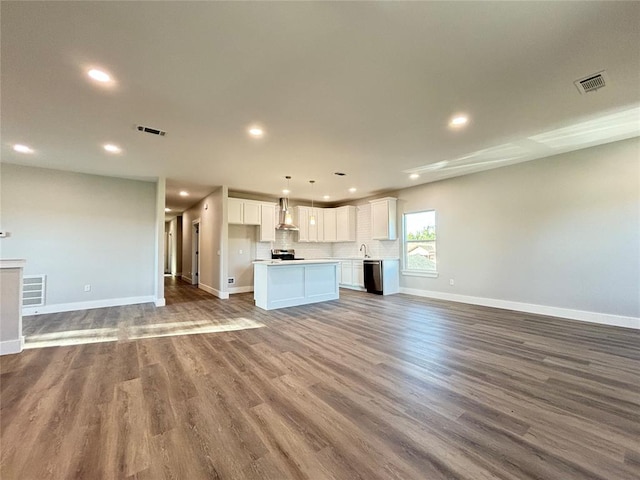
xmin=401 ymin=270 xmax=439 ymax=278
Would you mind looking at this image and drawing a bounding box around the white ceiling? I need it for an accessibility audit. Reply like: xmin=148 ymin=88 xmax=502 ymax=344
xmin=2 ymin=2 xmax=639 ymax=213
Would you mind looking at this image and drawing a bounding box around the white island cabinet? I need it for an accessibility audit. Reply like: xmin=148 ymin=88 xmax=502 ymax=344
xmin=253 ymin=260 xmax=340 ymax=310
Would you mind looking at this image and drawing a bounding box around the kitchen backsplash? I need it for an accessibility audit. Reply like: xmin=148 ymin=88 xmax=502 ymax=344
xmin=256 ymin=230 xmax=333 ymax=260
xmin=255 ymin=203 xmax=399 ymax=259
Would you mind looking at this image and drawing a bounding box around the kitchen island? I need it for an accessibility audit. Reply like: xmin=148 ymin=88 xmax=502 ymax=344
xmin=253 ymin=259 xmax=340 ymax=310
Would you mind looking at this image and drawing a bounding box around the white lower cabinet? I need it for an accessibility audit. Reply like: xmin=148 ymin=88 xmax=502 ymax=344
xmin=340 ymin=261 xmax=353 ymax=285
xmin=353 ymin=261 xmax=364 ymax=288
xmin=339 ymin=260 xmax=364 ymax=289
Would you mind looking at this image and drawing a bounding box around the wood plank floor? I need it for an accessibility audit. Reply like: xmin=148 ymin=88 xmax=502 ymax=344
xmin=2 ymin=277 xmax=639 ymax=479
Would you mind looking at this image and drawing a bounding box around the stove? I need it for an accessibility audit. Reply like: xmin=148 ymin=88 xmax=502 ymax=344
xmin=271 ymin=249 xmax=304 ymax=261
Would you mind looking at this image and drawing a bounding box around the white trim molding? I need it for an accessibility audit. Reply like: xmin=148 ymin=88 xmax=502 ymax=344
xmin=154 ymin=297 xmax=166 ymax=307
xmin=23 ymin=295 xmax=156 ymax=316
xmin=339 ymin=285 xmax=366 ymax=292
xmin=199 ymin=282 xmax=229 ymax=300
xmin=401 ymin=270 xmax=439 ymax=278
xmin=181 ymin=275 xmax=192 ymax=283
xmin=400 ymin=287 xmax=640 ymax=330
xmin=0 ymin=336 xmax=24 ymax=355
xmin=0 ymin=259 xmax=27 ymax=269
xmin=228 ymin=286 xmax=254 ymax=294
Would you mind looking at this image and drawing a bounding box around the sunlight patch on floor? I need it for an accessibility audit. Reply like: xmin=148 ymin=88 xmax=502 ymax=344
xmin=24 ymin=317 xmax=265 ymax=349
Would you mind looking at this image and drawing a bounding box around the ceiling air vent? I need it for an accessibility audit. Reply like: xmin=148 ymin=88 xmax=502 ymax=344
xmin=137 ymin=125 xmax=167 ymax=136
xmin=574 ymin=70 xmax=608 ymax=94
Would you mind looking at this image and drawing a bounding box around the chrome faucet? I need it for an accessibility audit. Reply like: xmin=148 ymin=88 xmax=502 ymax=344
xmin=360 ymin=243 xmax=370 ymax=258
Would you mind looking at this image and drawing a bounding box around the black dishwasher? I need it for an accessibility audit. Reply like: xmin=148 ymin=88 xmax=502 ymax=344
xmin=363 ymin=260 xmax=383 ymax=294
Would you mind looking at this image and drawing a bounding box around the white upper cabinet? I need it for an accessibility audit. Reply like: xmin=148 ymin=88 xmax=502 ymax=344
xmin=259 ymin=203 xmax=276 ymax=242
xmin=336 ymin=206 xmax=356 ymax=242
xmin=370 ymin=197 xmax=397 ymax=240
xmin=297 ymin=206 xmax=324 ymax=242
xmin=228 ymin=198 xmax=263 ymax=225
xmin=323 ymin=208 xmax=337 ymax=242
xmin=243 ymin=201 xmax=261 ymax=225
xmin=228 ymin=198 xmax=244 ymax=224
xmin=296 ymin=206 xmax=310 ymax=242
xmin=310 ymin=207 xmax=324 ymax=242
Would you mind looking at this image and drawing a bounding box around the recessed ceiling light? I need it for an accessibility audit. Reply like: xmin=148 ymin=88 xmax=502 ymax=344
xmin=165 ymin=208 xmax=171 ymax=212
xmin=248 ymin=126 xmax=264 ymax=138
xmin=179 ymin=191 xmax=189 ymax=197
xmin=323 ymin=195 xmax=330 ymax=200
xmin=282 ymin=189 xmax=290 ymax=195
xmin=409 ymin=173 xmax=420 ymax=180
xmin=103 ymin=144 xmax=121 ymax=153
xmin=449 ymin=115 xmax=469 ymax=127
xmin=349 ymin=187 xmax=357 ymax=193
xmin=13 ymin=144 xmax=34 ymax=153
xmin=88 ymin=68 xmax=112 ymax=83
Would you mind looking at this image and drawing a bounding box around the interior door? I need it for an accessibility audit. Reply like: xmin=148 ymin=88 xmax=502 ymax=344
xmin=193 ymin=222 xmax=200 ymax=285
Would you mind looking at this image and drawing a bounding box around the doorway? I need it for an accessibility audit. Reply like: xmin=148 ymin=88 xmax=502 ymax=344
xmin=192 ymin=220 xmax=200 ymax=286
xmin=164 ymin=229 xmax=172 ymax=274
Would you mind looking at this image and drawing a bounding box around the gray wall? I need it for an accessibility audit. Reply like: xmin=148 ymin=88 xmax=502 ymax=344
xmin=182 ymin=187 xmax=225 ymax=295
xmin=0 ymin=164 xmax=157 ymax=306
xmin=397 ymin=137 xmax=639 ymax=318
xmin=228 ymin=224 xmax=257 ymax=288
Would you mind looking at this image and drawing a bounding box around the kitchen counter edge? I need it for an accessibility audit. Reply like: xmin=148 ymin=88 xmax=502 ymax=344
xmin=253 ymin=259 xmax=341 ymax=266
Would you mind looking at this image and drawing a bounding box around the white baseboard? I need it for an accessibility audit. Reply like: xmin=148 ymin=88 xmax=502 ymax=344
xmin=0 ymin=336 xmax=24 ymax=355
xmin=340 ymin=284 xmax=366 ymax=292
xmin=23 ymin=295 xmax=156 ymax=316
xmin=155 ymin=297 xmax=166 ymax=307
xmin=182 ymin=275 xmax=192 ymax=283
xmin=399 ymin=288 xmax=640 ymax=330
xmin=199 ymin=282 xmax=229 ymax=300
xmin=228 ymin=286 xmax=254 ymax=294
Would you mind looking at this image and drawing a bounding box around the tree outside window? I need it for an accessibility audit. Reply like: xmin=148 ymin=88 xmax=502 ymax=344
xmin=404 ymin=210 xmax=436 ymax=272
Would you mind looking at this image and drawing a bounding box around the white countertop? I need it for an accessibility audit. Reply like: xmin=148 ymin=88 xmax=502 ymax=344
xmin=324 ymin=257 xmax=400 ymax=261
xmin=254 ymin=259 xmax=341 ymax=266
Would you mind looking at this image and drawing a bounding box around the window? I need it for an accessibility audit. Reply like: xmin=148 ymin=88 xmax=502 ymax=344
xmin=403 ymin=210 xmax=437 ymax=276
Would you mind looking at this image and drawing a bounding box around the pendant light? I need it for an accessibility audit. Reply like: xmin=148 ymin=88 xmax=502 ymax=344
xmin=309 ymin=180 xmax=316 ymax=226
xmin=284 ymin=176 xmax=294 ymax=225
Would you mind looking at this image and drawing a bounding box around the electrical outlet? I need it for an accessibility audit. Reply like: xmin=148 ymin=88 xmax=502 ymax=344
xmin=84 ymin=284 xmax=91 ymax=292
xmin=449 ymin=279 xmax=455 ymax=286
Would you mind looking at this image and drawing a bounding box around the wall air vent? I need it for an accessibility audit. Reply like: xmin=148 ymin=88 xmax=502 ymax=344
xmin=23 ymin=275 xmax=46 ymax=307
xmin=137 ymin=125 xmax=167 ymax=136
xmin=574 ymin=70 xmax=608 ymax=94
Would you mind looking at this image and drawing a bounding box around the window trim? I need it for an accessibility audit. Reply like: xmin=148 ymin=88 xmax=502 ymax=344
xmin=402 ymin=209 xmax=438 ymax=276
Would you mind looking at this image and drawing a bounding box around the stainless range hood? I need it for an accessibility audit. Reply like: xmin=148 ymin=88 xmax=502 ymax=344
xmin=276 ymin=197 xmax=299 ymax=231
